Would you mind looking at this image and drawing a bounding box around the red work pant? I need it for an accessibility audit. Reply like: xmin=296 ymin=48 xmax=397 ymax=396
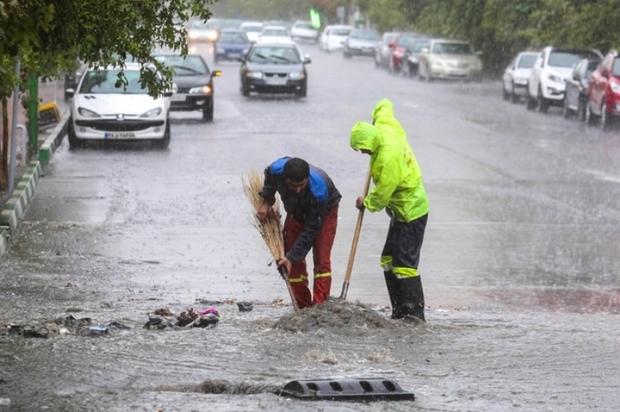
xmin=283 ymin=205 xmax=338 ymax=308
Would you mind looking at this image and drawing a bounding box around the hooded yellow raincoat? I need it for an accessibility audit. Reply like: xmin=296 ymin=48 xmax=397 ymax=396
xmin=350 ymin=99 xmax=429 ymax=223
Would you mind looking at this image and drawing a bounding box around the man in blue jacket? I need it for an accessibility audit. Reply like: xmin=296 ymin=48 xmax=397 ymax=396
xmin=258 ymin=157 xmax=342 ymax=308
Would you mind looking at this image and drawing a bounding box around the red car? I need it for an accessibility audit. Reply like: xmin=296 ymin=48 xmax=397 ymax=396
xmin=388 ymin=33 xmax=419 ymax=74
xmin=586 ymin=50 xmax=620 ymax=129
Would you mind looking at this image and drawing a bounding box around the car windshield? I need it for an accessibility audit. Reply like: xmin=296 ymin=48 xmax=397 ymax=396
xmin=351 ymin=30 xmax=380 ymax=40
xmin=248 ymin=46 xmax=300 ymax=63
xmin=154 ymin=55 xmax=209 ymax=76
xmin=242 ymin=25 xmax=262 ymax=33
xmin=331 ymin=28 xmax=351 ymax=36
xmin=398 ymin=36 xmax=416 ymax=47
xmin=295 ymin=22 xmax=314 ymax=30
xmin=79 ymin=70 xmax=149 ymax=95
xmin=433 ymin=42 xmax=474 ymax=55
xmin=412 ymin=41 xmax=430 ymax=52
xmin=218 ymin=31 xmax=249 ymax=43
xmin=518 ymin=54 xmax=537 ymax=68
xmin=548 ymin=51 xmax=595 ymax=68
xmin=263 ymin=29 xmax=287 ymax=37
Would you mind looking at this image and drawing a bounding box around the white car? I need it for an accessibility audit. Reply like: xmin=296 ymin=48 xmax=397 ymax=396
xmin=65 ymin=63 xmax=172 ymax=149
xmin=319 ymin=25 xmax=353 ymax=52
xmin=290 ymin=20 xmax=319 ymax=43
xmin=526 ymin=46 xmax=602 ymax=113
xmin=239 ymin=21 xmax=263 ymax=43
xmin=257 ymin=25 xmax=293 ymax=44
xmin=502 ymin=51 xmax=538 ymax=103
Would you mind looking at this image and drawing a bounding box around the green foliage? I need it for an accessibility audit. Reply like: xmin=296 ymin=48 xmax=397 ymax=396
xmin=0 ymin=0 xmax=217 ymax=98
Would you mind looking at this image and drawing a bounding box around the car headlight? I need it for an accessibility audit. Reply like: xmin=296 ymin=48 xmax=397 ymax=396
xmin=431 ymin=61 xmax=444 ymax=69
xmin=78 ymin=107 xmax=100 ymax=118
xmin=289 ymin=72 xmax=305 ymax=80
xmin=189 ymin=85 xmax=212 ymax=94
xmin=140 ymin=108 xmax=162 ymax=118
xmin=548 ymin=74 xmax=563 ymax=84
xmin=610 ymin=82 xmax=620 ymax=94
xmin=247 ymin=71 xmax=263 ymax=79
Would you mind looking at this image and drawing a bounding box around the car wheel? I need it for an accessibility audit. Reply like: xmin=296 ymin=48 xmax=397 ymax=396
xmin=526 ymin=93 xmax=536 ymax=111
xmin=510 ymin=83 xmax=519 ymax=103
xmin=536 ymin=87 xmax=548 ymax=113
xmin=157 ymin=119 xmax=171 ymax=149
xmin=600 ymin=99 xmax=609 ymax=131
xmin=562 ymin=97 xmax=571 ymax=119
xmin=577 ymin=98 xmax=586 ymax=121
xmin=502 ymin=84 xmax=510 ymax=101
xmin=296 ymin=82 xmax=307 ymax=98
xmin=241 ymin=81 xmax=250 ymax=97
xmin=67 ymin=118 xmax=82 ymax=149
xmin=343 ymin=50 xmax=351 ymax=59
xmin=202 ymin=101 xmax=214 ymax=122
xmin=585 ymin=102 xmax=595 ymax=125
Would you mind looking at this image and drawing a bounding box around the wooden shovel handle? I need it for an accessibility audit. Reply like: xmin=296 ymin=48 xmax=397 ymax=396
xmin=343 ymin=165 xmax=372 ymax=284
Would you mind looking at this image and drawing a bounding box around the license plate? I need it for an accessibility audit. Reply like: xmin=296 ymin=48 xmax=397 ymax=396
xmin=171 ymin=93 xmax=186 ymax=102
xmin=104 ymin=132 xmax=136 ymax=139
xmin=267 ymin=77 xmax=287 ymax=85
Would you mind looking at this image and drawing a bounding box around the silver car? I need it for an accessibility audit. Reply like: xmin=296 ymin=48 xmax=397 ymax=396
xmin=343 ymin=29 xmax=381 ymax=58
xmin=418 ymin=39 xmax=483 ymax=81
xmin=502 ymin=51 xmax=538 ymax=102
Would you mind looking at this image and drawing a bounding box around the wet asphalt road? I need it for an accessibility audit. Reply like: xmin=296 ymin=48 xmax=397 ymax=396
xmin=1 ymin=41 xmax=620 ymax=411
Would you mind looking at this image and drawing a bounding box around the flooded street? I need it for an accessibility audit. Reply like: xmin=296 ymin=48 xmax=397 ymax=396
xmin=2 ymin=40 xmax=620 ymax=411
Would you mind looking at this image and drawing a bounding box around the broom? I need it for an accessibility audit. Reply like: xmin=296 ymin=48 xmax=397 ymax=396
xmin=242 ymin=170 xmax=299 ymax=311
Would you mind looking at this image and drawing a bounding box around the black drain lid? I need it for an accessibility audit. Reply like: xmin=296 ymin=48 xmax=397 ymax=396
xmin=277 ymin=377 xmax=415 ymax=401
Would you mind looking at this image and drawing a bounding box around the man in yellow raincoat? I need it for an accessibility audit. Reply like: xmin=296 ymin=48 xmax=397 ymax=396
xmin=350 ymin=98 xmax=430 ymax=322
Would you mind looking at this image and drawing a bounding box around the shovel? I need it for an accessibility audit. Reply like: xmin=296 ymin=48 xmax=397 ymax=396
xmin=338 ymin=164 xmax=372 ymax=300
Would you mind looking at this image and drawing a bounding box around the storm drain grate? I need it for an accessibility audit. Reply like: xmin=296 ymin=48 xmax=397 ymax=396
xmin=277 ymin=378 xmax=415 ymax=401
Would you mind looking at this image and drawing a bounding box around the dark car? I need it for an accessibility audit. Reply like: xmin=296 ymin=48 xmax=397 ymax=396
xmin=563 ymin=57 xmax=600 ymax=120
xmin=214 ymin=29 xmax=252 ymax=63
xmin=239 ymin=42 xmax=310 ymax=97
xmin=153 ymin=53 xmax=221 ymax=122
xmin=401 ymin=37 xmax=431 ymax=78
xmin=586 ymin=50 xmax=620 ymax=129
xmin=343 ymin=29 xmax=381 ymax=58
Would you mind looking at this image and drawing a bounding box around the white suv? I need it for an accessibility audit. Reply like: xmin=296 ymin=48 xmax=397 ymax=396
xmin=526 ymin=46 xmax=602 ymax=113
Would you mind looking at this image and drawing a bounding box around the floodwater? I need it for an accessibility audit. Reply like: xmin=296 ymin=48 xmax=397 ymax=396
xmin=2 ymin=39 xmax=620 ymax=411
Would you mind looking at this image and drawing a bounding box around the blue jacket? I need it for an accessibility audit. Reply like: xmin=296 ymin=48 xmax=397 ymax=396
xmin=260 ymin=157 xmax=341 ymax=264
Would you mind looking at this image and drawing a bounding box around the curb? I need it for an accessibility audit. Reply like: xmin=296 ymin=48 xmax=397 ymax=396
xmin=0 ymin=109 xmax=69 ymax=260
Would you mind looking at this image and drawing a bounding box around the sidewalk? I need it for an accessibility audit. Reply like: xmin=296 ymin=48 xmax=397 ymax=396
xmin=0 ymin=79 xmax=66 ymax=208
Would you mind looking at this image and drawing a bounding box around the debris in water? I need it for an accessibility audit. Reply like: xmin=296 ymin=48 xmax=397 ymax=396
xmin=273 ymin=300 xmax=400 ymax=333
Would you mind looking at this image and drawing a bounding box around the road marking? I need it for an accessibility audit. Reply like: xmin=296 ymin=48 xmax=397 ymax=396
xmin=583 ymin=169 xmax=620 ymax=183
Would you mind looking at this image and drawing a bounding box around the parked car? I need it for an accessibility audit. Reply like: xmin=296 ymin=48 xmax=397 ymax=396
xmin=401 ymin=37 xmax=431 ymax=78
xmin=418 ymin=39 xmax=483 ymax=81
xmin=502 ymin=51 xmax=538 ymax=103
xmin=585 ymin=50 xmax=620 ymax=129
xmin=290 ymin=20 xmax=319 ymax=43
xmin=526 ymin=46 xmax=602 ymax=113
xmin=374 ymin=32 xmax=399 ymax=68
xmin=239 ymin=21 xmax=264 ymax=43
xmin=257 ymin=25 xmax=293 ymax=44
xmin=65 ymin=63 xmax=172 ymax=149
xmin=214 ymin=29 xmax=252 ymax=63
xmin=239 ymin=42 xmax=310 ymax=97
xmin=343 ymin=28 xmax=381 ymax=58
xmin=388 ymin=33 xmax=420 ymax=74
xmin=319 ymin=25 xmax=353 ymax=53
xmin=186 ymin=19 xmax=220 ymax=43
xmin=153 ymin=53 xmax=221 ymax=122
xmin=563 ymin=57 xmax=600 ymax=120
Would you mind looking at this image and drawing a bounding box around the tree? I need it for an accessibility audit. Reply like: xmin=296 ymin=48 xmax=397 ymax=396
xmin=0 ymin=0 xmax=218 ymax=189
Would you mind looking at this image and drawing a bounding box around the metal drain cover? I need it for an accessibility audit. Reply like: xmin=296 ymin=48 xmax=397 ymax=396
xmin=277 ymin=377 xmax=415 ymax=401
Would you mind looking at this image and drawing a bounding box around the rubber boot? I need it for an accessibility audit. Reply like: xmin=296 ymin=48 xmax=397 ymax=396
xmin=398 ymin=276 xmax=426 ymax=322
xmin=384 ymin=271 xmax=404 ymax=319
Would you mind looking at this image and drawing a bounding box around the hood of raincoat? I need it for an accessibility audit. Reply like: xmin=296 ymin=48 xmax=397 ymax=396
xmin=350 ymin=121 xmax=380 ymax=153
